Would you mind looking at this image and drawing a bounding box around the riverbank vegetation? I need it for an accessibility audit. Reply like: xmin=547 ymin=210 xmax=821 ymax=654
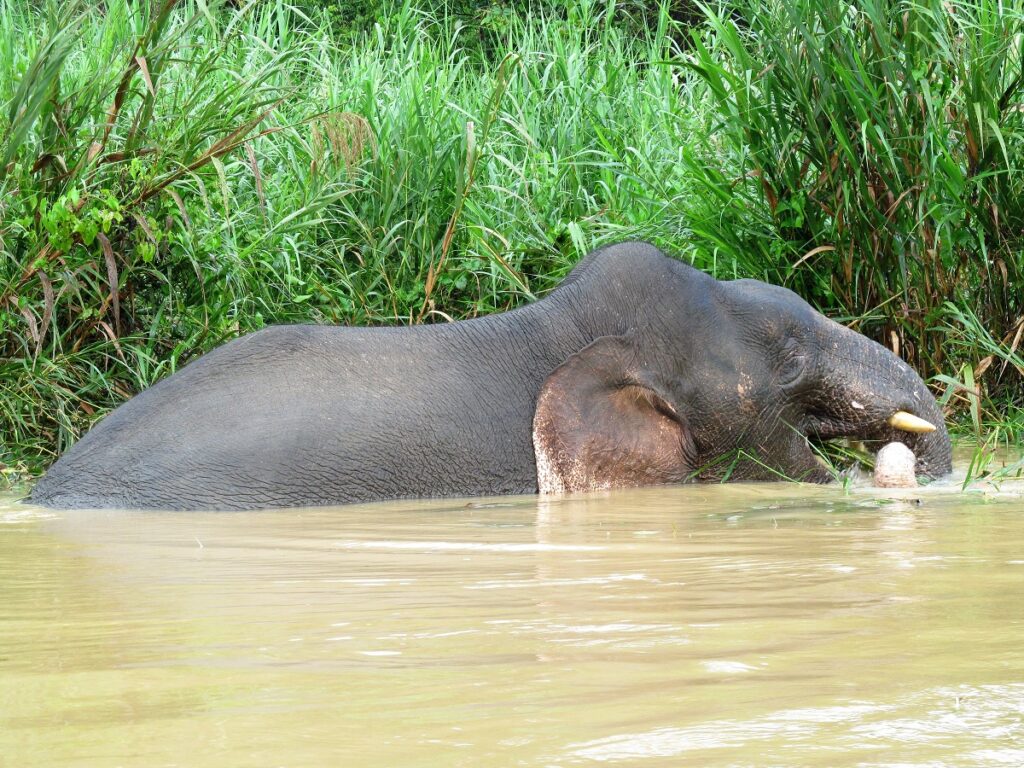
xmin=1 ymin=0 xmax=1022 ymax=484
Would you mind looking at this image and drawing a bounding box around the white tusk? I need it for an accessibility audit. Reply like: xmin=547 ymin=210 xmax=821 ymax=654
xmin=887 ymin=411 xmax=936 ymax=434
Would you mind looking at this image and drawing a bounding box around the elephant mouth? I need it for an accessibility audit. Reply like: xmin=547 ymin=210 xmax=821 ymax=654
xmin=807 ymin=409 xmax=935 ymax=440
xmin=802 ymin=408 xmax=944 ymax=482
xmin=696 ymin=409 xmax=949 ymax=485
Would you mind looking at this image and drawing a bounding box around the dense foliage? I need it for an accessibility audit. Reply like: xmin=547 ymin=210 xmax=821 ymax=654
xmin=1 ymin=0 xmax=1022 ymax=483
xmin=0 ymin=0 xmax=693 ymax=477
xmin=681 ymin=0 xmax=1024 ymax=435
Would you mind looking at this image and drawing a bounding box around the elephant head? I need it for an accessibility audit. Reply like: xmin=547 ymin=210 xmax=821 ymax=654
xmin=533 ymin=268 xmax=951 ymax=493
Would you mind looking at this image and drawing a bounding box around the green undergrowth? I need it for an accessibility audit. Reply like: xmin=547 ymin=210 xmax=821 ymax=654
xmin=1 ymin=0 xmax=1023 ymax=484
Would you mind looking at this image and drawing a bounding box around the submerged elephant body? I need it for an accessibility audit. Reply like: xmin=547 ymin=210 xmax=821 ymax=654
xmin=30 ymin=242 xmax=951 ymax=511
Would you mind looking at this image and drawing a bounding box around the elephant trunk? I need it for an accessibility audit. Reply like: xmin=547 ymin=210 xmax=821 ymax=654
xmin=809 ymin=321 xmax=952 ymax=480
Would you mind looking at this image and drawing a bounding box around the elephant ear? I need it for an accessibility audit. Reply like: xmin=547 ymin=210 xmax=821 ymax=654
xmin=532 ymin=335 xmax=695 ymax=494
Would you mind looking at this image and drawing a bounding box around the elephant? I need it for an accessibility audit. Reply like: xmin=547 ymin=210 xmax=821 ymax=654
xmin=28 ymin=241 xmax=951 ymax=511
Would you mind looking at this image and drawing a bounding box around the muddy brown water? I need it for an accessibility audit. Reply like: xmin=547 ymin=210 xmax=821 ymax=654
xmin=2 ymin=456 xmax=1023 ymax=766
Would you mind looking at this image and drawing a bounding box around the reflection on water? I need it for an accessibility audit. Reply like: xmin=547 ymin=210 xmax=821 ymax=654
xmin=2 ymin=459 xmax=1024 ymax=767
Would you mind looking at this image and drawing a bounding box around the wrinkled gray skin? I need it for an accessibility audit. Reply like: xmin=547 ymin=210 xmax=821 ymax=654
xmin=30 ymin=242 xmax=951 ymax=511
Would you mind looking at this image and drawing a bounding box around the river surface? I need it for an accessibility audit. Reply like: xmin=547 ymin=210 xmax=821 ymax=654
xmin=2 ymin=463 xmax=1024 ymax=767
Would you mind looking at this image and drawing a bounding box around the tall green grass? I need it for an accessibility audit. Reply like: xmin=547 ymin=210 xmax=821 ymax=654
xmin=679 ymin=0 xmax=1024 ymax=420
xmin=0 ymin=0 xmax=697 ymax=478
xmin=0 ymin=0 xmax=356 ymax=474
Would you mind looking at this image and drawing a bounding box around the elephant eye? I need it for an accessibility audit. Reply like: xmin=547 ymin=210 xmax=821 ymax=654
xmin=777 ymin=344 xmax=807 ymax=387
